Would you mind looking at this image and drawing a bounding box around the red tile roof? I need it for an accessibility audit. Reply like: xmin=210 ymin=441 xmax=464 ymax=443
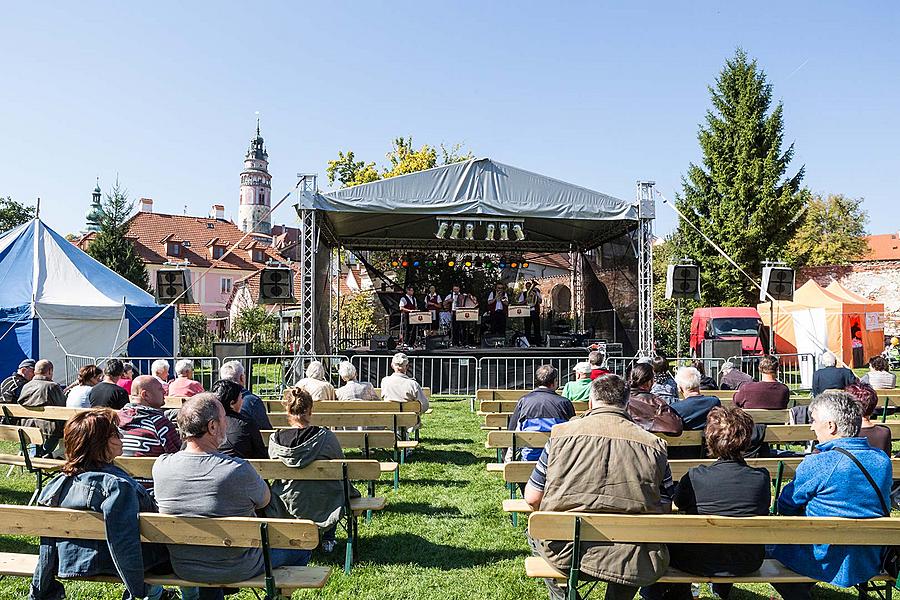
xmin=177 ymin=303 xmax=206 ymax=317
xmin=861 ymin=232 xmax=900 ymax=261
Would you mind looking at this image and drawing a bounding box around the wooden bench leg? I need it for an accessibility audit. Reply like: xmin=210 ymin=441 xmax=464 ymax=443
xmin=509 ymin=483 xmax=518 ymax=528
xmin=567 ymin=516 xmax=582 ymax=600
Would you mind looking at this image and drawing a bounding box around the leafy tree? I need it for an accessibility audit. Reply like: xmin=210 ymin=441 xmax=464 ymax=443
xmin=178 ymin=313 xmax=213 ymax=356
xmin=325 ymin=151 xmax=379 ymax=187
xmin=0 ymin=197 xmax=35 ymax=233
xmin=326 ymin=137 xmax=472 ymax=188
xmin=786 ymin=192 xmax=869 ymax=266
xmin=675 ymin=49 xmax=805 ymax=306
xmin=231 ymin=305 xmax=281 ymax=354
xmin=86 ymin=179 xmax=151 ymax=291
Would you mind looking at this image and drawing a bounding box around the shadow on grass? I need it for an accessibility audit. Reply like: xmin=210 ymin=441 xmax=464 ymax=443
xmin=0 ymin=488 xmax=38 ymax=505
xmin=349 ymin=532 xmax=523 ymax=569
xmin=393 ymin=479 xmax=471 ymax=488
xmin=413 ymin=449 xmax=485 ymax=466
xmin=386 ymin=501 xmax=464 ymax=517
xmin=424 ymin=437 xmax=476 ymax=445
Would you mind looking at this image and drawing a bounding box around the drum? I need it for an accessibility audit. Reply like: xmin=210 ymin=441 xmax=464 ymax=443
xmin=508 ymin=305 xmax=530 ymax=318
xmin=455 ymin=308 xmax=479 ymax=322
xmin=409 ymin=311 xmax=432 ymax=325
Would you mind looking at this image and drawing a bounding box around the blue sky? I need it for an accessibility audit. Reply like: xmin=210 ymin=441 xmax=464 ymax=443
xmin=2 ymin=1 xmax=898 ymax=238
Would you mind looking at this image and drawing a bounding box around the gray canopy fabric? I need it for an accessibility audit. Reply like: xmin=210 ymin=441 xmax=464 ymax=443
xmin=296 ymin=158 xmax=637 ymax=252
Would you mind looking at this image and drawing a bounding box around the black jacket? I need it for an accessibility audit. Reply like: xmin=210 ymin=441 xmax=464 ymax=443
xmin=219 ymin=409 xmax=267 ymax=459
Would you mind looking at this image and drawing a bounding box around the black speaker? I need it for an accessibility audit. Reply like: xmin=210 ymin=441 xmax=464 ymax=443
xmin=425 ymin=334 xmax=450 ymax=352
xmin=547 ymin=334 xmax=577 ymax=348
xmin=665 ymin=264 xmax=700 ymax=300
xmin=481 ymin=334 xmax=507 ymax=348
xmin=760 ymin=266 xmax=795 ymax=301
xmin=259 ymin=267 xmax=295 ymax=304
xmin=370 ymin=335 xmax=397 ymax=351
xmin=156 ymin=269 xmax=192 ymax=304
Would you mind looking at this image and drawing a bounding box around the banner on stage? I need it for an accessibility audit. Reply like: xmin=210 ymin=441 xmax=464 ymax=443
xmin=508 ymin=305 xmax=530 ymax=318
xmin=455 ymin=309 xmax=478 ymax=322
xmin=410 ymin=311 xmax=432 ymax=325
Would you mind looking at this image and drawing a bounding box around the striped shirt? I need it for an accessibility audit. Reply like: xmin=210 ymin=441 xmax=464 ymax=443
xmin=117 ymin=403 xmax=182 ymax=488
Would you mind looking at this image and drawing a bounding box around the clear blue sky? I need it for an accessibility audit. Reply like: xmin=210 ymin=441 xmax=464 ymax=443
xmin=2 ymin=1 xmax=898 ymax=238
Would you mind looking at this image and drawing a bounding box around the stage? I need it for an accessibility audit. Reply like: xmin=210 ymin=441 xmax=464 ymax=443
xmin=346 ymin=346 xmax=588 ymax=358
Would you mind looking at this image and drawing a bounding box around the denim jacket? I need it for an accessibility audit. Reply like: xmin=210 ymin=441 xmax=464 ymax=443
xmin=30 ymin=464 xmax=168 ymax=600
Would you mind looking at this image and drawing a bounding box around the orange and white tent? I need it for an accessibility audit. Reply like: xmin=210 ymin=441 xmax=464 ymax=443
xmin=758 ymin=280 xmax=884 ymax=367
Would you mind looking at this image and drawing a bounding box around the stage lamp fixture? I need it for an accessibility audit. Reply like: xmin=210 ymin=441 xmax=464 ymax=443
xmin=447 ymin=258 xmax=456 ymax=267
xmin=484 ymin=260 xmax=494 ymax=268
xmin=464 ymin=257 xmax=473 ymax=267
xmin=485 ymin=223 xmax=495 ymax=241
xmin=498 ymin=258 xmax=508 ymax=268
xmin=499 ymin=223 xmax=509 ymax=241
xmin=435 ymin=221 xmax=449 ymax=239
xmin=425 ymin=260 xmax=434 ymax=267
xmin=390 ymin=259 xmax=400 ymax=268
xmin=449 ymin=222 xmax=462 ymax=240
xmin=401 ymin=259 xmax=409 ymax=268
xmin=465 ymin=222 xmax=475 ymax=241
xmin=412 ymin=259 xmax=421 ymax=267
xmin=513 ymin=223 xmax=525 ymax=241
xmin=510 ymin=261 xmax=519 ymax=268
xmin=522 ymin=261 xmax=529 ymax=268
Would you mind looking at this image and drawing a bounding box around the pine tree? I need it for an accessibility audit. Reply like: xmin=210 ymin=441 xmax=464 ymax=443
xmin=675 ymin=49 xmax=805 ymax=307
xmin=86 ymin=179 xmax=151 ymax=291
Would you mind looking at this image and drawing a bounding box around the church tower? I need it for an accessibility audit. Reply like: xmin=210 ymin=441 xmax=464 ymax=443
xmin=85 ymin=179 xmax=103 ymax=232
xmin=238 ymin=119 xmax=272 ymax=234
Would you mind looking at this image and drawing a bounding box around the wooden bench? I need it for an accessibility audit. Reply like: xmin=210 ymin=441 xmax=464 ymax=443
xmin=0 ymin=423 xmax=59 ymax=504
xmin=263 ymin=387 xmax=433 ymax=411
xmin=0 ymin=504 xmax=329 ymax=598
xmin=525 ymin=512 xmax=897 ymax=599
xmin=482 ymin=407 xmax=791 ymax=429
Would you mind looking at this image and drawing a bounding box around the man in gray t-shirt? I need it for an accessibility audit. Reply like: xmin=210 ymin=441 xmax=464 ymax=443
xmin=153 ymin=394 xmax=309 ymax=592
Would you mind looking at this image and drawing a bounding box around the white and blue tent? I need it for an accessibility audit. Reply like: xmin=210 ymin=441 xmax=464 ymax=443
xmin=0 ymin=218 xmax=176 ymax=383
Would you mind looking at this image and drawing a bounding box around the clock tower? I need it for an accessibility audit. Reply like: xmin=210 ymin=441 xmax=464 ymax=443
xmin=238 ymin=119 xmax=272 ymax=234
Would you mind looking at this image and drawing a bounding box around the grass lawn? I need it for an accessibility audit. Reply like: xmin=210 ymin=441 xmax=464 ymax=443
xmin=0 ymin=398 xmax=876 ymax=600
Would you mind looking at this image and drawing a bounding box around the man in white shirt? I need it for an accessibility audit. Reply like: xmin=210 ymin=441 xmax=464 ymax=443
xmin=379 ymin=353 xmax=429 ymax=413
xmin=518 ymin=280 xmax=543 ymax=345
xmin=398 ymin=286 xmax=420 ymax=347
xmin=445 ymin=284 xmax=463 ymax=346
xmin=487 ymin=283 xmax=509 ymax=336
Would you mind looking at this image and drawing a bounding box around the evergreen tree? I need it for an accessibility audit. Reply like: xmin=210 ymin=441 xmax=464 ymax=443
xmin=675 ymin=49 xmax=805 ymax=306
xmin=86 ymin=179 xmax=151 ymax=291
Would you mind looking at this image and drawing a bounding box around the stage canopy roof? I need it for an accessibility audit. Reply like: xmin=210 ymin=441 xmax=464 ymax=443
xmin=296 ymin=158 xmax=638 ymax=252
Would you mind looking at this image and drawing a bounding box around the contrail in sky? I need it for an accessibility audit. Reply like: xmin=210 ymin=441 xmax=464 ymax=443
xmin=786 ymin=58 xmax=810 ymax=80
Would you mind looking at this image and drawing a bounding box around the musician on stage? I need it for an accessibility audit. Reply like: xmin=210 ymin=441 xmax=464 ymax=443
xmin=518 ymin=280 xmax=543 ymax=344
xmin=457 ymin=286 xmax=478 ymax=346
xmin=425 ymin=285 xmax=442 ymax=335
xmin=399 ymin=285 xmax=420 ymax=347
xmin=487 ymin=282 xmax=509 ymax=336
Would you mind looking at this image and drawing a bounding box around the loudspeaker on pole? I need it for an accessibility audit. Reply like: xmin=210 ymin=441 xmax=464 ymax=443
xmin=155 ymin=269 xmax=192 ymax=304
xmin=760 ymin=266 xmax=795 ymax=301
xmin=259 ymin=267 xmax=296 ymax=304
xmin=665 ymin=263 xmax=700 ymax=300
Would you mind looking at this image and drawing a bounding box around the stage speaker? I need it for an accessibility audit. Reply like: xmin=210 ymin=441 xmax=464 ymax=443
xmin=425 ymin=334 xmax=450 ymax=352
xmin=370 ymin=335 xmax=397 ymax=351
xmin=760 ymin=266 xmax=795 ymax=301
xmin=481 ymin=334 xmax=507 ymax=348
xmin=156 ymin=269 xmax=192 ymax=304
xmin=701 ymin=339 xmax=742 ymax=361
xmin=547 ymin=334 xmax=577 ymax=348
xmin=665 ymin=264 xmax=700 ymax=300
xmin=259 ymin=267 xmax=295 ymax=304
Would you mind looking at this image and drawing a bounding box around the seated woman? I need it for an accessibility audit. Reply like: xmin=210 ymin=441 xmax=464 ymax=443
xmin=211 ymin=379 xmax=267 ymax=459
xmin=335 ymin=361 xmax=378 ymax=401
xmin=626 ymin=363 xmax=683 ymax=436
xmin=846 ymin=382 xmax=891 ymax=454
xmin=115 ymin=362 xmax=137 ymax=395
xmin=295 ymin=361 xmax=336 ymax=402
xmin=65 ymin=364 xmax=103 ymax=408
xmin=167 ymin=359 xmax=205 ymax=397
xmin=861 ymin=356 xmax=896 ymax=390
xmin=30 ymin=408 xmax=175 ymax=600
xmin=650 ymin=355 xmax=678 ymax=404
xmin=268 ymin=388 xmax=360 ymax=553
xmin=641 ymin=406 xmax=771 ymax=600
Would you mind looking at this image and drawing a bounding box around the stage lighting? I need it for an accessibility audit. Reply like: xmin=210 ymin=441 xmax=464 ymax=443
xmin=401 ymin=259 xmax=409 ymax=268
xmin=450 ymin=223 xmax=462 ymax=240
xmin=511 ymin=261 xmax=519 ymax=268
xmin=499 ymin=258 xmax=507 ymax=268
xmin=390 ymin=259 xmax=400 ymax=268
xmin=474 ymin=257 xmax=483 ymax=268
xmin=412 ymin=259 xmax=421 ymax=267
xmin=447 ymin=259 xmax=456 ymax=267
xmin=485 ymin=260 xmax=494 ymax=268
xmin=464 ymin=257 xmax=472 ymax=268
xmin=425 ymin=260 xmax=434 ymax=267
xmin=485 ymin=223 xmax=495 ymax=241
xmin=435 ymin=221 xmax=449 ymax=239
xmin=465 ymin=223 xmax=475 ymax=241
xmin=522 ymin=261 xmax=529 ymax=268
xmin=513 ymin=223 xmax=525 ymax=241
xmin=499 ymin=223 xmax=509 ymax=241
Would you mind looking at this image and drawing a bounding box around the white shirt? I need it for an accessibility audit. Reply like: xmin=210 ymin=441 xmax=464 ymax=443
xmin=399 ymin=295 xmax=418 ymax=310
xmin=487 ymin=292 xmax=507 ymax=312
xmin=447 ymin=291 xmax=461 ymax=310
xmin=379 ymin=372 xmax=429 ymax=412
xmin=66 ymin=385 xmax=93 ymax=408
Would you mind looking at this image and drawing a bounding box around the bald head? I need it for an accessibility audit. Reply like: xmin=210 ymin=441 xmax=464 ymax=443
xmin=132 ymin=375 xmax=164 ymax=409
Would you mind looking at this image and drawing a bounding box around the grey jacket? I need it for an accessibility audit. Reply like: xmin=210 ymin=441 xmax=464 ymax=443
xmin=267 ymin=427 xmax=360 ymax=529
xmin=18 ymin=376 xmax=66 ymax=437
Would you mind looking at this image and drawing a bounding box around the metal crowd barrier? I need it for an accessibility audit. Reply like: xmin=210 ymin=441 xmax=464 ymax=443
xmin=224 ymin=354 xmax=350 ymax=397
xmin=728 ymin=353 xmax=816 ymax=392
xmin=63 ymin=354 xmax=97 ymax=386
xmin=351 ymin=354 xmax=478 ymax=399
xmin=93 ymin=356 xmax=221 ymax=391
xmin=477 ymin=355 xmax=586 ymax=391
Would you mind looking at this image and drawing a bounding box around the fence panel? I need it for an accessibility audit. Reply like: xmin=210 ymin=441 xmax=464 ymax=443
xmin=224 ymin=354 xmax=350 ymax=398
xmin=477 ymin=355 xmax=587 ymax=391
xmin=351 ymin=354 xmax=478 ymax=397
xmin=728 ymin=353 xmax=816 ymax=392
xmin=64 ymin=354 xmax=97 ymax=386
xmin=94 ymin=356 xmax=221 ymax=392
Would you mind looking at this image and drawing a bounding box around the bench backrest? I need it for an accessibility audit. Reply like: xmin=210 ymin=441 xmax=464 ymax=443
xmin=0 ymin=423 xmax=43 ymax=445
xmin=112 ymin=457 xmax=383 ymax=481
xmin=260 ymin=429 xmax=398 ymax=448
xmin=0 ymin=504 xmax=318 ymax=549
xmin=1 ymin=404 xmax=86 ymax=421
xmin=269 ymin=412 xmax=418 ymax=429
xmin=305 ymin=400 xmax=421 ymax=414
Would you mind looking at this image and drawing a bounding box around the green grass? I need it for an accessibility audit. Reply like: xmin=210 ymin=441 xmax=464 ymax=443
xmin=0 ymin=399 xmax=875 ymax=600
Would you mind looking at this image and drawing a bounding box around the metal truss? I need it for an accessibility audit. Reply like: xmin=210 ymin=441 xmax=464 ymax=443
xmin=570 ymin=249 xmax=584 ymax=333
xmin=297 ymin=175 xmax=318 ymax=355
xmin=636 ymin=181 xmax=656 ymax=357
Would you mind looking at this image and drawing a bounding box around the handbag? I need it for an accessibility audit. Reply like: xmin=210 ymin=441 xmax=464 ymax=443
xmin=626 ymin=391 xmax=684 ymax=436
xmin=833 ymin=446 xmax=900 ymax=579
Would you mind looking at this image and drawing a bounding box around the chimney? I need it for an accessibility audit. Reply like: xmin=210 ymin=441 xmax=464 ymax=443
xmin=139 ymin=198 xmax=153 ymax=213
xmin=211 ymin=204 xmax=225 ymax=220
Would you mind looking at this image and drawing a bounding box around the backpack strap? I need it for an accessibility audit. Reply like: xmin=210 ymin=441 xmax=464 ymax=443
xmin=833 ymin=446 xmax=890 ymax=517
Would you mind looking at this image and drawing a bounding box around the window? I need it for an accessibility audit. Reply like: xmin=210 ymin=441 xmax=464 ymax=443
xmin=253 ymin=249 xmax=266 ymax=262
xmin=212 ymin=245 xmax=225 ymax=259
xmin=167 ymin=242 xmax=181 ymax=256
xmin=220 ymin=277 xmax=232 ymax=294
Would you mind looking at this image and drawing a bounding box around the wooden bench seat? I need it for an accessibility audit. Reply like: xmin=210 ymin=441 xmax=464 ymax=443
xmin=484 ymin=408 xmax=791 ymax=429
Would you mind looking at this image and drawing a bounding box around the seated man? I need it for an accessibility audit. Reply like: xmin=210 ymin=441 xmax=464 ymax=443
xmin=811 ymin=351 xmax=857 ymax=396
xmin=218 ymin=360 xmax=271 ymax=431
xmin=18 ymin=359 xmax=66 ymax=457
xmin=671 ymin=367 xmax=721 ymax=430
xmin=770 ymin=390 xmax=892 ymax=600
xmin=524 ymin=374 xmax=671 ymax=600
xmin=379 ymin=353 xmax=429 ymax=412
xmin=733 ymin=354 xmax=791 ymax=409
xmin=335 ymin=361 xmax=378 ymax=401
xmin=167 ymin=359 xmax=205 ymax=397
xmin=560 ymin=362 xmax=593 ymax=403
xmin=588 ymin=350 xmax=609 ymax=380
xmin=719 ymin=361 xmax=753 ymax=390
xmin=153 ymin=394 xmax=309 ymax=600
xmin=507 ymin=365 xmax=575 ymax=461
xmin=118 ymin=375 xmax=182 ymax=489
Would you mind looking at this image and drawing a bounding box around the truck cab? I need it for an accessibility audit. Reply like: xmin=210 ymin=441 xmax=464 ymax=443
xmin=690 ymin=307 xmax=764 ymax=357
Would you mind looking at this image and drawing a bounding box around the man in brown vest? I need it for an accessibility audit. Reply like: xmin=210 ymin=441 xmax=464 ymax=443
xmin=524 ymin=374 xmax=672 ymax=600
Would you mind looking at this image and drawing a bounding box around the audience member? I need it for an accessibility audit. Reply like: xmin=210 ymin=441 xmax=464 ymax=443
xmin=560 ymin=362 xmax=593 ymax=402
xmin=626 ymin=363 xmax=683 ymax=435
xmin=118 ymin=375 xmax=182 ymax=489
xmin=116 ymin=362 xmax=136 ymax=395
xmin=588 ymin=350 xmax=609 ymax=380
xmin=884 ymin=337 xmax=900 ymax=365
xmin=18 ymin=359 xmax=66 ymax=457
xmin=845 ymin=382 xmax=891 ymax=454
xmin=524 ymin=374 xmax=671 ymax=600
xmin=380 ymin=353 xmax=430 ymax=412
xmin=640 ymin=407 xmax=770 ymax=600
xmin=650 ymin=355 xmax=677 ymax=404
xmin=335 ymin=361 xmax=377 ymax=401
xmin=31 ymin=408 xmax=173 ymax=600
xmin=211 ymin=380 xmax=267 ymax=459
xmin=719 ymin=361 xmax=753 ymax=390
xmin=770 ymin=390 xmax=891 ymax=600
xmin=150 ymin=360 xmax=171 ymax=394
xmin=268 ymin=387 xmax=359 ymax=553
xmin=860 ymin=356 xmax=895 ymax=389
xmin=295 ymin=360 xmax=336 ymax=402
xmin=811 ymin=351 xmax=857 ymax=396
xmin=65 ymin=364 xmax=102 ymax=408
xmin=671 ymin=367 xmax=721 ymax=430
xmin=1 ymin=358 xmax=35 ymax=404
xmin=690 ymin=359 xmax=718 ymax=390
xmin=733 ymin=355 xmax=791 ymax=409
xmin=218 ymin=360 xmax=271 ymax=431
xmin=88 ymin=359 xmax=130 ymax=410
xmin=506 ymin=365 xmax=575 ymax=462
xmin=153 ymin=394 xmax=309 ymax=599
xmin=167 ymin=359 xmax=205 ymax=397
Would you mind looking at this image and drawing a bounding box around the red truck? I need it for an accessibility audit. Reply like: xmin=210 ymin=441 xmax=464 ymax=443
xmin=690 ymin=307 xmax=764 ymax=357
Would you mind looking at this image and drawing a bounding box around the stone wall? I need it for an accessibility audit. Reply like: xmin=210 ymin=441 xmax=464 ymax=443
xmin=798 ymin=260 xmax=900 ymax=336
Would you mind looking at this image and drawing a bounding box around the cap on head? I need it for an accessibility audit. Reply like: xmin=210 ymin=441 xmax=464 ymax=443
xmin=574 ymin=362 xmax=592 ymax=375
xmin=18 ymin=359 xmax=36 ymax=370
